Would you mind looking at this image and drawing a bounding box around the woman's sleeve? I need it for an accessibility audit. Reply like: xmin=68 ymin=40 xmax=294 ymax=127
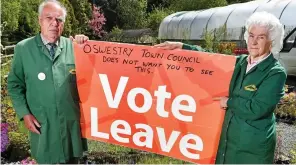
xmin=227 ymin=67 xmax=287 ymax=121
xmin=182 ymin=44 xmax=208 ymax=52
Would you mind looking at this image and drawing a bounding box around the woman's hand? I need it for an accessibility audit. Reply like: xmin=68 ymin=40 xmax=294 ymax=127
xmin=213 ymin=97 xmax=229 ymax=110
xmin=154 ymin=41 xmax=183 ymax=50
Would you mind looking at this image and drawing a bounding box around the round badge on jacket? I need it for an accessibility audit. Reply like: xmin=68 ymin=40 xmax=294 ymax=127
xmin=38 ymin=72 xmax=46 ymax=81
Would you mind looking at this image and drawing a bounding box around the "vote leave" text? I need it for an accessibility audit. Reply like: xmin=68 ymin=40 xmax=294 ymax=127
xmin=90 ymin=74 xmax=204 ymax=160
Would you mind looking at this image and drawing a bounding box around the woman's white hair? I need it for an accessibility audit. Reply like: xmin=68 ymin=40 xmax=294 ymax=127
xmin=244 ymin=11 xmax=285 ymax=54
xmin=38 ymin=0 xmax=67 ymax=22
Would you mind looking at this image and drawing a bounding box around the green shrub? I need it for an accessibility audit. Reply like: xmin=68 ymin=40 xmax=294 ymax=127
xmin=138 ymin=35 xmax=157 ymax=44
xmin=117 ymin=0 xmax=148 ymax=29
xmin=5 ymin=132 xmax=30 ymax=161
xmin=276 ymin=90 xmax=296 ymax=120
xmin=107 ymin=26 xmax=123 ymax=42
xmin=201 ymin=25 xmax=234 ymax=54
xmin=146 ymin=7 xmax=173 ymax=31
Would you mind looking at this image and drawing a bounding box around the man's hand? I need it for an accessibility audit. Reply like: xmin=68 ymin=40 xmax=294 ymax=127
xmin=154 ymin=41 xmax=183 ymax=50
xmin=70 ymin=34 xmax=89 ymax=44
xmin=213 ymin=97 xmax=229 ymax=110
xmin=23 ymin=114 xmax=41 ymax=134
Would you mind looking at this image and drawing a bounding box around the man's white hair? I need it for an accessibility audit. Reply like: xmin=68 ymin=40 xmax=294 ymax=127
xmin=38 ymin=0 xmax=67 ymax=22
xmin=244 ymin=11 xmax=285 ymax=55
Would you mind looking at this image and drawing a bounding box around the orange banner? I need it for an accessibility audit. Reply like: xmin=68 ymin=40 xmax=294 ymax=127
xmin=74 ymin=41 xmax=236 ymax=164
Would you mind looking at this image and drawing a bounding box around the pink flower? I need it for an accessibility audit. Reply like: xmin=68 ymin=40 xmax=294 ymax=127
xmin=21 ymin=157 xmax=37 ymax=164
xmin=88 ymin=5 xmax=107 ymax=38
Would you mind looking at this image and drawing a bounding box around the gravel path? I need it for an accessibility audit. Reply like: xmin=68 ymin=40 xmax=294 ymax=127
xmin=276 ymin=122 xmax=296 ymax=159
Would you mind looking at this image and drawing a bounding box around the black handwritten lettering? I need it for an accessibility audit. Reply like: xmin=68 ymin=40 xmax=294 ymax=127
xmin=123 ymin=59 xmax=139 ymax=65
xmin=83 ymin=44 xmax=91 ymax=53
xmin=142 ymin=62 xmax=162 ymax=67
xmin=185 ymin=67 xmax=194 ymax=72
xmin=201 ymin=69 xmax=214 ymax=75
xmin=103 ymin=56 xmax=119 ymax=63
xmin=116 ymin=47 xmax=123 ymax=55
xmin=113 ymin=47 xmax=118 ymax=55
xmin=98 ymin=46 xmax=106 ymax=53
xmin=106 ymin=47 xmax=111 ymax=54
xmin=93 ymin=45 xmax=99 ymax=53
xmin=141 ymin=49 xmax=164 ymax=59
xmin=167 ymin=54 xmax=200 ymax=63
xmin=135 ymin=66 xmax=151 ymax=74
xmin=123 ymin=48 xmax=128 ymax=56
xmin=122 ymin=48 xmax=127 ymax=55
xmin=82 ymin=45 xmax=133 ymax=57
xmin=118 ymin=48 xmax=133 ymax=57
xmin=167 ymin=64 xmax=180 ymax=70
xmin=127 ymin=48 xmax=133 ymax=57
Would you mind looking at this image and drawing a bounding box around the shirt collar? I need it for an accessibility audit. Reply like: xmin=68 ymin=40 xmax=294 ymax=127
xmin=247 ymin=53 xmax=271 ymax=65
xmin=40 ymin=33 xmax=59 ymax=46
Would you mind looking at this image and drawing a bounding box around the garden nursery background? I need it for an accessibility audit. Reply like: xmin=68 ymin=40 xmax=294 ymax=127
xmin=1 ymin=0 xmax=296 ymax=164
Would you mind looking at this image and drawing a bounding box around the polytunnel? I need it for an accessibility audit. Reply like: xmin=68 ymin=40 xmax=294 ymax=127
xmin=158 ymin=0 xmax=296 ymax=41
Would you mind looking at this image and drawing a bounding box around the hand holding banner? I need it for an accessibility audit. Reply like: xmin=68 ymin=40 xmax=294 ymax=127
xmin=74 ymin=41 xmax=236 ymax=164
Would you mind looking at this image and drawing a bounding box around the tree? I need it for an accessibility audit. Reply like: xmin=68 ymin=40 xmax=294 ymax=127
xmin=69 ymin=0 xmax=92 ymax=33
xmin=226 ymin=0 xmax=252 ymax=4
xmin=1 ymin=0 xmax=21 ymax=34
xmin=147 ymin=0 xmax=172 ymax=12
xmin=201 ymin=0 xmax=228 ymax=9
xmin=17 ymin=0 xmax=41 ymax=39
xmin=59 ymin=0 xmax=79 ymax=36
xmin=91 ymin=0 xmax=119 ymax=32
xmin=168 ymin=0 xmax=228 ymax=11
xmin=146 ymin=7 xmax=173 ymax=31
xmin=117 ymin=0 xmax=148 ymax=29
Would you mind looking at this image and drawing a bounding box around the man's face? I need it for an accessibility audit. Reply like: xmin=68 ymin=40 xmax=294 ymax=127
xmin=39 ymin=3 xmax=64 ymax=43
xmin=247 ymin=25 xmax=272 ymax=58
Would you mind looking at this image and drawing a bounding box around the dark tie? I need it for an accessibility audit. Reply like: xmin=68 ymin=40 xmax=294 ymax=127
xmin=48 ymin=43 xmax=56 ymax=59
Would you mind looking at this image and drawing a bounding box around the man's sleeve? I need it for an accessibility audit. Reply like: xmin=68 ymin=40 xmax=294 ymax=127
xmin=7 ymin=44 xmax=31 ymax=120
xmin=227 ymin=68 xmax=286 ymax=121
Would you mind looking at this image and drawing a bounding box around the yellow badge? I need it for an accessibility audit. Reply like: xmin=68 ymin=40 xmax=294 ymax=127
xmin=69 ymin=68 xmax=76 ymax=74
xmin=244 ymin=84 xmax=257 ymax=91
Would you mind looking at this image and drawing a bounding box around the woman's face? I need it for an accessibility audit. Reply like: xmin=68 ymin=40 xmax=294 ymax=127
xmin=247 ymin=25 xmax=272 ymax=58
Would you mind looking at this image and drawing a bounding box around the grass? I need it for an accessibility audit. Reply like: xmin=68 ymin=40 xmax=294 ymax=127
xmin=137 ymin=153 xmax=189 ymax=164
xmin=88 ymin=140 xmax=132 ymax=154
xmin=87 ymin=140 xmax=191 ymax=164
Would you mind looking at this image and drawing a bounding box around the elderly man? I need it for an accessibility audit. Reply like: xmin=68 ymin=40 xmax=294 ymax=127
xmin=155 ymin=11 xmax=286 ymax=164
xmin=8 ymin=0 xmax=88 ymax=164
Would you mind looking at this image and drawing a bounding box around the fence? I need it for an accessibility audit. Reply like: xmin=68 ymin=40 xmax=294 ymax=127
xmin=1 ymin=44 xmax=15 ymax=96
xmin=1 ymin=45 xmax=15 ymax=70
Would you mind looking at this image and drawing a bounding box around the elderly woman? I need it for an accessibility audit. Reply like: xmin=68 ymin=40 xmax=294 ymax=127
xmin=155 ymin=11 xmax=286 ymax=164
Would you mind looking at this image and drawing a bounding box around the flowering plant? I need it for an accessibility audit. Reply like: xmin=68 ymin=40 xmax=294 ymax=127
xmin=276 ymin=88 xmax=296 ymax=122
xmin=88 ymin=5 xmax=106 ymax=38
xmin=21 ymin=157 xmax=37 ymax=164
xmin=1 ymin=123 xmax=9 ymax=152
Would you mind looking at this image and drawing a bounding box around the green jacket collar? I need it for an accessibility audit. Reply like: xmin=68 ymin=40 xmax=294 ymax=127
xmin=35 ymin=33 xmax=65 ymax=61
xmin=240 ymin=54 xmax=275 ymax=72
xmin=36 ymin=33 xmax=64 ymax=49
